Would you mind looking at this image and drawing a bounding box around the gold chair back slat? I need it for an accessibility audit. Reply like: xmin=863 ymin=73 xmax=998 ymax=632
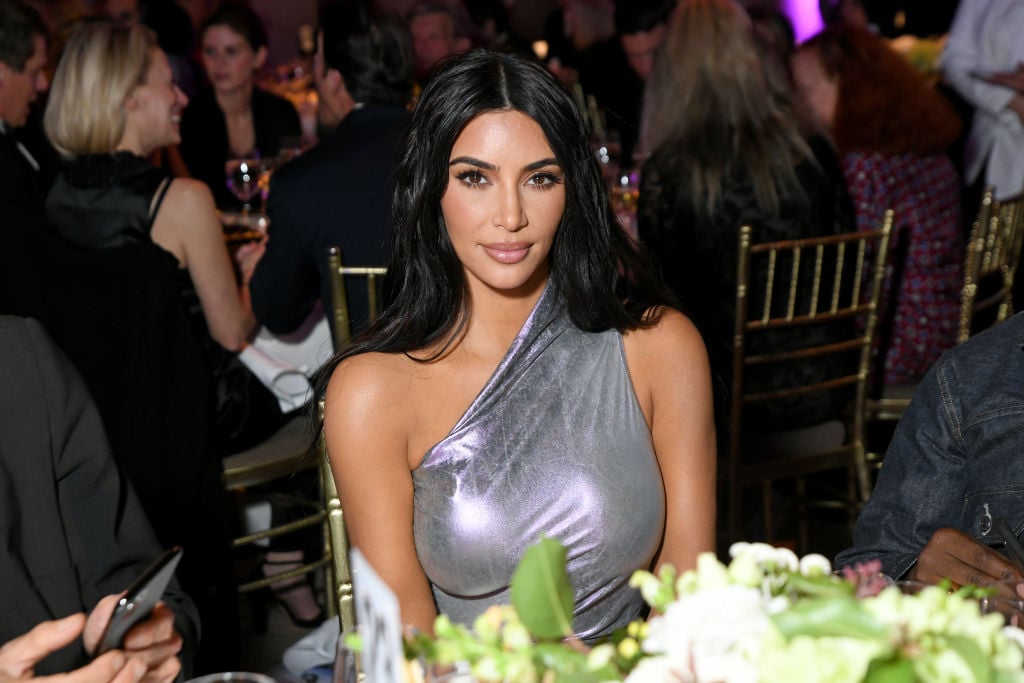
xmin=957 ymin=187 xmax=1024 ymax=343
xmin=785 ymin=246 xmax=800 ymax=320
xmin=741 ymin=374 xmax=861 ymax=404
xmin=727 ymin=210 xmax=893 ymax=551
xmin=317 ymin=400 xmax=357 ymax=634
xmin=326 ymin=246 xmax=388 ymax=347
xmin=830 ymin=243 xmax=846 ymax=313
xmin=744 ymin=338 xmax=866 ymax=366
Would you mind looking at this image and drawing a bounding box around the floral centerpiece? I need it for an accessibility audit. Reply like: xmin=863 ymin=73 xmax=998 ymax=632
xmin=387 ymin=539 xmax=1024 ymax=682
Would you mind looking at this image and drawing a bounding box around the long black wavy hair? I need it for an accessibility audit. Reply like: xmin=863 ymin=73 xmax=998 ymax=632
xmin=316 ymin=47 xmax=674 ymax=388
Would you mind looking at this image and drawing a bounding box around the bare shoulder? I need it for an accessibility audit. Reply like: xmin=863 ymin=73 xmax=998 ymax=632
xmin=163 ymin=177 xmax=216 ymax=214
xmin=622 ymin=306 xmax=707 ymax=364
xmin=324 ymin=351 xmax=422 ymax=434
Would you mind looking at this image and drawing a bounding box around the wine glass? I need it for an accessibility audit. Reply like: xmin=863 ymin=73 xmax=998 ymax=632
xmin=224 ymin=157 xmax=262 ymax=215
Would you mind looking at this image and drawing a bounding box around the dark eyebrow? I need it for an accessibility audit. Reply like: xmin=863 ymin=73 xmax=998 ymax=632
xmin=524 ymin=158 xmax=560 ymax=172
xmin=449 ymin=156 xmax=495 ymax=170
xmin=448 ymin=157 xmax=561 ymax=172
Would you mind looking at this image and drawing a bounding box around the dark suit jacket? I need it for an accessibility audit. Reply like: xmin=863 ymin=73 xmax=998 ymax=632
xmin=0 ymin=316 xmax=199 ymax=674
xmin=0 ymin=126 xmax=50 ymax=317
xmin=251 ymin=104 xmax=410 ymax=335
xmin=179 ymin=86 xmax=302 ymax=210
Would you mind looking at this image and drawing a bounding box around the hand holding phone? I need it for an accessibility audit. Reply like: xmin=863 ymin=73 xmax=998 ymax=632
xmin=95 ymin=546 xmax=184 ymax=655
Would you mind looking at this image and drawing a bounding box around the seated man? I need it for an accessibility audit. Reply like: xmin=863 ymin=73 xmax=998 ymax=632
xmin=249 ymin=0 xmax=414 ymax=338
xmin=0 ymin=316 xmax=197 ymax=678
xmin=835 ymin=312 xmax=1024 ymax=589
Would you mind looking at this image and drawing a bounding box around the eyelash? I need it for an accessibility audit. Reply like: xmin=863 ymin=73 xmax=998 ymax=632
xmin=453 ymin=170 xmax=563 ymax=190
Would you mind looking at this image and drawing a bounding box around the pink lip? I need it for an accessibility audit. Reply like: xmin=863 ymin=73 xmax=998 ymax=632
xmin=482 ymin=242 xmax=530 ymax=264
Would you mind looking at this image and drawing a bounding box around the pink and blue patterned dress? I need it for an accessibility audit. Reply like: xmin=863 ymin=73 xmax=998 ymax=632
xmin=842 ymin=151 xmax=963 ymax=385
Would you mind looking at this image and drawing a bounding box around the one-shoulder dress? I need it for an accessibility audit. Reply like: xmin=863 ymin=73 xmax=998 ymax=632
xmin=412 ymin=283 xmax=666 ymax=642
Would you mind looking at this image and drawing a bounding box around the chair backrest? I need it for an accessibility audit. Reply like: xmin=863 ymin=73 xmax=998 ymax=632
xmin=326 ymin=246 xmax=388 ymax=348
xmin=727 ymin=212 xmax=893 ymax=544
xmin=958 ymin=187 xmax=1024 ymax=343
xmin=316 ymin=400 xmax=358 ymax=633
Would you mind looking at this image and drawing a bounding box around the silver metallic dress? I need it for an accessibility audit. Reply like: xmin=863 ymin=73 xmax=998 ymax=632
xmin=412 ymin=283 xmax=666 ymax=642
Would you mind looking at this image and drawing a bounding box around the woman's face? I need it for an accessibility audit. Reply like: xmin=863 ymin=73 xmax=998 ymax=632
xmin=201 ymin=24 xmax=265 ymax=94
xmin=126 ymin=48 xmax=188 ymax=152
xmin=441 ymin=110 xmax=566 ymax=298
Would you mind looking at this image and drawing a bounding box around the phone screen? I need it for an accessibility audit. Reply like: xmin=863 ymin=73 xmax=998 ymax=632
xmin=96 ymin=546 xmax=184 ymax=655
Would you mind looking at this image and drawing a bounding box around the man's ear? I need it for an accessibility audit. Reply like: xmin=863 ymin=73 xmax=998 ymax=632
xmin=323 ymin=67 xmax=344 ymax=95
xmin=254 ymin=45 xmax=269 ymax=71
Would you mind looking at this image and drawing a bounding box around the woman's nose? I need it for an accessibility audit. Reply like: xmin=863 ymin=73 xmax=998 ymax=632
xmin=492 ymin=186 xmax=527 ymax=231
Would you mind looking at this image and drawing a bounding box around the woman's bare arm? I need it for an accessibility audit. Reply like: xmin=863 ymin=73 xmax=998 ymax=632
xmin=324 ymin=354 xmax=439 ymax=633
xmin=150 ymin=179 xmax=255 ymax=350
xmin=624 ymin=308 xmax=717 ymax=573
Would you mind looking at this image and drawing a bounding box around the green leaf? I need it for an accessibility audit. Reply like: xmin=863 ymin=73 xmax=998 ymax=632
xmin=863 ymin=655 xmax=914 ymax=683
xmin=770 ymin=596 xmax=888 ymax=640
xmin=510 ymin=536 xmax=575 ymax=640
xmin=785 ymin=572 xmax=855 ymax=599
xmin=945 ymin=635 xmax=993 ymax=683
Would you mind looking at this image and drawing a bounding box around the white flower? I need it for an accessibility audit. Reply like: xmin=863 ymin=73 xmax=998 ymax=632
xmin=798 ymin=553 xmax=832 ymax=577
xmin=642 ymin=584 xmax=769 ymax=683
xmin=623 ymin=656 xmax=684 ymax=683
xmin=767 ymin=547 xmax=799 ymax=573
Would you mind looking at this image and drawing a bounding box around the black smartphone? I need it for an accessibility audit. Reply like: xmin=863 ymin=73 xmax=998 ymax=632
xmin=95 ymin=546 xmax=184 ymax=655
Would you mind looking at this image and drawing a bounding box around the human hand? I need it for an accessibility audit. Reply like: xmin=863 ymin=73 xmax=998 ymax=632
xmin=0 ymin=614 xmax=146 ymax=683
xmin=979 ymin=64 xmax=1024 ymax=93
xmin=83 ymin=597 xmax=182 ymax=683
xmin=910 ymin=527 xmax=1024 ymax=599
xmin=234 ymin=240 xmax=266 ymax=287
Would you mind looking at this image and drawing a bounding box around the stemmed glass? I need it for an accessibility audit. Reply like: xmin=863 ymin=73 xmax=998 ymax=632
xmin=224 ymin=157 xmax=263 ymax=215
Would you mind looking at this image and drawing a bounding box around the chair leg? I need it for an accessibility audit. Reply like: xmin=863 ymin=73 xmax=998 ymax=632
xmin=729 ymin=477 xmax=742 ymax=547
xmin=854 ymin=452 xmax=872 ymax=505
xmin=796 ymin=478 xmax=808 ymax=555
xmin=761 ymin=481 xmax=773 ymax=542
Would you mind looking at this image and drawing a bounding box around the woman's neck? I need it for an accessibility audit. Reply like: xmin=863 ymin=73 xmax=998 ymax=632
xmin=114 ymin=136 xmax=150 ymax=158
xmin=458 ymin=276 xmax=548 ymax=361
xmin=214 ymin=84 xmax=254 ymax=116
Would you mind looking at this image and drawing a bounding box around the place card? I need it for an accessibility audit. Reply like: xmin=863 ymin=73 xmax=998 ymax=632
xmin=351 ymin=548 xmax=405 ymax=683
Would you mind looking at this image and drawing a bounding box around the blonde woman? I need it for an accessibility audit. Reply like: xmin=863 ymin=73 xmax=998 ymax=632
xmin=45 ymin=21 xmax=325 ymax=630
xmin=636 ymin=0 xmax=856 ymax=446
xmin=42 ymin=20 xmax=260 ymax=669
xmin=44 ymin=20 xmax=253 ymax=352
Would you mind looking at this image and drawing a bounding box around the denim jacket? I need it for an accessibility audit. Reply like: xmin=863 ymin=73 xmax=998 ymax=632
xmin=835 ymin=312 xmax=1024 ymax=579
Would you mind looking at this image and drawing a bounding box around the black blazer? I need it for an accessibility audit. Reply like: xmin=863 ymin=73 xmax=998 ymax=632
xmin=251 ymin=104 xmax=410 ymax=335
xmin=0 ymin=316 xmax=199 ymax=674
xmin=0 ymin=127 xmax=50 ymax=317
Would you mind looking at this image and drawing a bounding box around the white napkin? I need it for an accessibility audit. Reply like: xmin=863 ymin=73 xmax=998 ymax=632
xmin=238 ymin=303 xmax=334 ymax=412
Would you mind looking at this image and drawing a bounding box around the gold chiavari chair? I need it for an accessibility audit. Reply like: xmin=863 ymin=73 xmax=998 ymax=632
xmin=326 ymin=246 xmax=388 ymax=347
xmin=958 ymin=187 xmax=1024 ymax=344
xmin=221 ymin=416 xmax=335 ymax=621
xmin=865 ymin=188 xmax=1024 ymax=431
xmin=319 ymin=246 xmax=387 ymax=632
xmin=727 ymin=212 xmax=893 ymax=553
xmin=317 ymin=400 xmax=357 ymax=634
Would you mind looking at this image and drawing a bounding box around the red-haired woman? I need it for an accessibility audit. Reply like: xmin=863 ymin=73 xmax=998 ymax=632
xmin=793 ymin=26 xmax=964 ymax=386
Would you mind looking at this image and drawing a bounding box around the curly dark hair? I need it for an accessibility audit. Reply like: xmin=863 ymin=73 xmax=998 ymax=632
xmin=805 ymin=25 xmax=961 ymax=157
